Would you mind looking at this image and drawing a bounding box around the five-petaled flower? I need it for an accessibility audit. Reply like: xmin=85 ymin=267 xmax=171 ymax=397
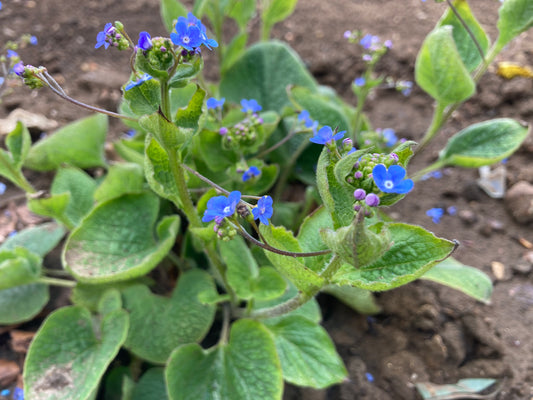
xmin=137 ymin=31 xmax=152 ymax=51
xmin=170 ymin=13 xmax=217 ymax=51
xmin=252 ymin=196 xmax=273 ymax=225
xmin=426 ymin=208 xmax=444 ymax=223
xmin=12 ymin=62 xmax=25 ymax=76
xmin=125 ymin=73 xmax=153 ymax=91
xmin=95 ymin=23 xmax=115 ymax=49
xmin=242 ymin=166 xmax=261 ymax=182
xmin=241 ymin=99 xmax=262 ymax=113
xmin=206 ymin=97 xmax=225 ymax=110
xmin=298 ymin=110 xmax=319 ymax=133
xmin=381 ymin=128 xmax=397 ymax=147
xmin=372 ymin=164 xmax=414 ymax=194
xmin=202 ymin=191 xmax=241 ymax=224
xmin=309 ymin=125 xmax=345 ymax=145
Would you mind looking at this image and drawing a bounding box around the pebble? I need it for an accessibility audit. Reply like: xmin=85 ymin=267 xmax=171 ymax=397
xmin=513 ymin=261 xmax=532 ymax=275
xmin=491 ymin=261 xmax=509 ymax=281
xmin=504 ymin=181 xmax=533 ymax=224
xmin=458 ymin=209 xmax=478 ymax=225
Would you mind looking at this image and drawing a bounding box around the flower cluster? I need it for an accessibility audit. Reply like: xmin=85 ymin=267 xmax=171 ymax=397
xmin=218 ymin=99 xmax=264 ymax=150
xmin=170 ymin=13 xmax=218 ymax=51
xmin=344 ymin=30 xmax=392 ymax=65
xmin=298 ymin=110 xmax=318 ymax=134
xmin=95 ymin=22 xmax=129 ymax=50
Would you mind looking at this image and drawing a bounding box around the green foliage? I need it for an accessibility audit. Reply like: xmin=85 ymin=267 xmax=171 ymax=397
xmin=0 ymin=283 xmax=49 ymax=324
xmin=24 ymin=114 xmax=108 ymax=171
xmin=0 ymin=222 xmax=65 ymax=256
xmin=0 ymin=247 xmax=41 ymax=290
xmin=438 ymin=118 xmax=529 ymax=168
xmin=496 ymin=0 xmax=533 ymax=50
xmin=261 ymin=0 xmax=298 ymax=39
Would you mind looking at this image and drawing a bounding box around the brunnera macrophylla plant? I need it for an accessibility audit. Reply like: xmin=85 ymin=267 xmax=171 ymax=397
xmin=0 ymin=0 xmax=531 ymax=398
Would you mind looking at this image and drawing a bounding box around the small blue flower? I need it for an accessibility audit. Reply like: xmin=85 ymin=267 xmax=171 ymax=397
xmin=242 ymin=166 xmax=261 ymax=182
xmin=7 ymin=50 xmax=18 ymax=59
xmin=12 ymin=62 xmax=25 ymax=76
xmin=0 ymin=182 xmax=6 ymax=195
xmin=360 ymin=34 xmax=379 ymax=50
xmin=309 ymin=126 xmax=345 ymax=145
xmin=137 ymin=31 xmax=152 ymax=51
xmin=0 ymin=389 xmax=9 ymax=396
xmin=95 ymin=23 xmax=115 ymax=49
xmin=13 ymin=387 xmax=23 ymax=400
xmin=365 ymin=372 xmax=375 ymax=383
xmin=426 ymin=208 xmax=444 ymax=223
xmin=30 ymin=36 xmax=38 ymax=45
xmin=381 ymin=128 xmax=397 ymax=147
xmin=206 ymin=97 xmax=225 ymax=110
xmin=354 ymin=77 xmax=366 ymax=86
xmin=202 ymin=191 xmax=241 ymax=223
xmin=8 ymin=230 xmax=17 ymax=238
xmin=171 ymin=13 xmax=217 ymax=51
xmin=241 ymin=99 xmax=262 ymax=113
xmin=0 ymin=77 xmax=4 ymax=86
xmin=298 ymin=110 xmax=318 ymax=133
xmin=372 ymin=164 xmax=414 ymax=194
xmin=447 ymin=206 xmax=457 ymax=216
xmin=125 ymin=73 xmax=153 ymax=91
xmin=252 ymin=195 xmax=273 ymax=225
xmin=0 ymin=2 xmax=2 ymax=10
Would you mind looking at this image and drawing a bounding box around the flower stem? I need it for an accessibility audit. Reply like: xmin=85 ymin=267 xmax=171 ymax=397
xmin=416 ymin=101 xmax=446 ymax=153
xmin=38 ymin=276 xmax=77 ymax=288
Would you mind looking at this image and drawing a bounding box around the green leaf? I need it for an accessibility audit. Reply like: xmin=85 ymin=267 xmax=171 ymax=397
xmin=175 ymin=85 xmax=206 ymax=130
xmin=496 ymin=0 xmax=533 ymax=50
xmin=94 ymin=162 xmax=145 ymax=203
xmin=0 ymin=247 xmax=42 ymax=290
xmin=97 ymin=289 xmax=123 ymax=316
xmin=168 ymin=57 xmax=204 ymax=89
xmin=438 ymin=0 xmax=490 ymax=72
xmin=123 ymin=78 xmax=161 ymax=116
xmin=228 ymin=0 xmax=255 ymax=29
xmin=438 ymin=118 xmax=529 ymax=168
xmin=131 ymin=368 xmax=168 ymax=400
xmin=415 ymin=26 xmax=475 ymax=105
xmin=0 ymin=222 xmax=65 ymax=257
xmin=140 ymin=112 xmax=186 ymax=150
xmin=144 ymin=134 xmax=181 ymax=205
xmin=6 ymin=121 xmax=31 ymax=167
xmin=220 ymin=41 xmax=317 ymax=112
xmin=0 ymin=149 xmax=20 ymax=184
xmin=262 ymin=0 xmax=298 ymax=38
xmin=264 ymin=315 xmax=347 ymax=389
xmin=221 ymin=33 xmax=248 ymax=74
xmin=113 ymin=138 xmax=145 ymax=166
xmin=289 ymin=86 xmax=351 ymax=134
xmin=332 ymin=223 xmax=456 ymax=291
xmin=123 ymin=269 xmax=216 ymax=364
xmin=316 ymin=147 xmax=356 ymax=229
xmin=252 ymin=267 xmax=287 ymax=301
xmin=421 ymin=257 xmax=492 ymax=303
xmin=193 ymin=129 xmax=238 ymax=172
xmin=297 ymin=207 xmax=333 ymax=273
xmin=322 ymin=285 xmax=381 ymax=315
xmin=24 ymin=114 xmax=108 ymax=171
xmin=166 ymin=319 xmax=283 ymax=400
xmin=24 ymin=306 xmax=129 ymax=400
xmin=63 ymin=193 xmax=180 ymax=283
xmin=0 ymin=283 xmax=49 ymax=324
xmin=27 ymin=192 xmax=72 ymax=228
xmin=219 ymin=236 xmax=259 ymax=300
xmin=50 ymin=166 xmax=97 ymax=226
xmin=259 ymin=224 xmax=325 ymax=294
xmin=160 ymin=0 xmax=188 ymax=32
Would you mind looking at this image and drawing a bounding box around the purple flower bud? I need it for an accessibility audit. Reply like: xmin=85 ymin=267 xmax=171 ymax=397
xmin=389 ymin=153 xmax=399 ymax=162
xmin=365 ymin=193 xmax=380 ymax=207
xmin=354 ymin=188 xmax=366 ymax=200
xmin=13 ymin=62 xmax=25 ymax=76
xmin=384 ymin=40 xmax=392 ymax=48
xmin=354 ymin=204 xmax=361 ymax=212
xmin=344 ymin=30 xmax=352 ymax=39
xmin=354 ymin=171 xmax=363 ymax=179
xmin=343 ymin=138 xmax=353 ymax=147
xmin=219 ymin=127 xmax=228 ymax=135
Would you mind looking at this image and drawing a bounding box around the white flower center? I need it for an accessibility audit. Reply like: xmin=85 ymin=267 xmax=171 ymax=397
xmin=384 ymin=180 xmax=394 ymax=189
xmin=223 ymin=206 xmax=231 ymax=214
xmin=183 ymin=36 xmax=190 ymax=44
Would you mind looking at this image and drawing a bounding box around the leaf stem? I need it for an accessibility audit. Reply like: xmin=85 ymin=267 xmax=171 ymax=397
xmin=38 ymin=276 xmax=76 ymax=288
xmin=416 ymin=101 xmax=446 ymax=153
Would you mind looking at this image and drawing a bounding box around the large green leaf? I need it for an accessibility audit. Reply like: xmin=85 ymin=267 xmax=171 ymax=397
xmin=219 ymin=236 xmax=259 ymax=300
xmin=0 ymin=222 xmax=65 ymax=257
xmin=93 ymin=162 xmax=145 ymax=203
xmin=6 ymin=121 xmax=31 ymax=168
xmin=24 ymin=306 xmax=129 ymax=400
xmin=160 ymin=0 xmax=188 ymax=32
xmin=122 ymin=269 xmax=217 ymax=364
xmin=438 ymin=0 xmax=490 ymax=72
xmin=0 ymin=247 xmax=41 ymax=290
xmin=259 ymin=224 xmax=324 ymax=294
xmin=421 ymin=257 xmax=492 ymax=303
xmin=297 ymin=207 xmax=333 ymax=273
xmin=332 ymin=223 xmax=456 ymax=290
xmin=131 ymin=368 xmax=168 ymax=400
xmin=438 ymin=118 xmax=529 ymax=168
xmin=496 ymin=0 xmax=533 ymax=50
xmin=24 ymin=114 xmax=108 ymax=171
xmin=264 ymin=315 xmax=347 ymax=389
xmin=0 ymin=283 xmax=49 ymax=324
xmin=166 ymin=319 xmax=283 ymax=400
xmin=122 ymin=78 xmax=161 ymax=116
xmin=415 ymin=26 xmax=475 ymax=105
xmin=63 ymin=193 xmax=180 ymax=283
xmin=220 ymin=41 xmax=317 ymax=112
xmin=261 ymin=0 xmax=298 ymax=39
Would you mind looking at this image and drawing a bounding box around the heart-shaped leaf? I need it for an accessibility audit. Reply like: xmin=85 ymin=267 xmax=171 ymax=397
xmin=0 ymin=222 xmax=65 ymax=257
xmin=0 ymin=283 xmax=49 ymax=324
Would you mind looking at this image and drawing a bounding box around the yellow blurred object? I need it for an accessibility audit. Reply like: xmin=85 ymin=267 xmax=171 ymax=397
xmin=496 ymin=62 xmax=533 ymax=79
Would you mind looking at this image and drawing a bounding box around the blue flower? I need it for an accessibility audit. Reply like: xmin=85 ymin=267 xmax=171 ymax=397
xmin=354 ymin=77 xmax=366 ymax=86
xmin=0 ymin=2 xmax=2 ymax=10
xmin=202 ymin=191 xmax=241 ymax=223
xmin=298 ymin=110 xmax=318 ymax=133
xmin=309 ymin=126 xmax=345 ymax=145
xmin=137 ymin=31 xmax=152 ymax=50
xmin=252 ymin=195 xmax=273 ymax=225
xmin=0 ymin=77 xmax=4 ymax=86
xmin=30 ymin=36 xmax=38 ymax=45
xmin=13 ymin=387 xmax=23 ymax=400
xmin=125 ymin=73 xmax=153 ymax=91
xmin=95 ymin=23 xmax=115 ymax=49
xmin=241 ymin=99 xmax=262 ymax=113
xmin=242 ymin=166 xmax=261 ymax=182
xmin=7 ymin=50 xmax=18 ymax=59
xmin=13 ymin=62 xmax=25 ymax=76
xmin=171 ymin=13 xmax=217 ymax=51
xmin=206 ymin=97 xmax=225 ymax=110
xmin=381 ymin=128 xmax=397 ymax=146
xmin=360 ymin=34 xmax=379 ymax=50
xmin=372 ymin=164 xmax=414 ymax=194
xmin=426 ymin=208 xmax=444 ymax=223
xmin=0 ymin=182 xmax=6 ymax=195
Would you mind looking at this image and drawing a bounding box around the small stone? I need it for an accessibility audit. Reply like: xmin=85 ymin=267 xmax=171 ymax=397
xmin=524 ymin=251 xmax=533 ymax=265
xmin=478 ymin=221 xmax=493 ymax=237
xmin=458 ymin=209 xmax=478 ymax=225
xmin=491 ymin=261 xmax=507 ymax=281
xmin=413 ymin=304 xmax=440 ymax=331
xmin=513 ymin=261 xmax=532 ymax=275
xmin=0 ymin=360 xmax=20 ymax=386
xmin=488 ymin=219 xmax=505 ymax=232
xmin=505 ymin=181 xmax=533 ymax=224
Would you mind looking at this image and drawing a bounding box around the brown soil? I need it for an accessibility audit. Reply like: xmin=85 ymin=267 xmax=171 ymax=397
xmin=1 ymin=0 xmax=533 ymax=399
